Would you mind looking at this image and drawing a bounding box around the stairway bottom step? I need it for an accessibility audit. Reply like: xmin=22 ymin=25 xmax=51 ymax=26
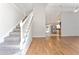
xmin=0 ymin=46 xmax=20 ymax=55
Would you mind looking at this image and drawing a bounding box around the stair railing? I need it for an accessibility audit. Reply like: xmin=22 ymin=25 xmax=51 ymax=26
xmin=20 ymin=11 xmax=33 ymax=54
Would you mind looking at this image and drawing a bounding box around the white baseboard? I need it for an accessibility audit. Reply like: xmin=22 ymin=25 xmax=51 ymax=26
xmin=32 ymin=36 xmax=46 ymax=38
xmin=32 ymin=36 xmax=46 ymax=39
xmin=61 ymin=35 xmax=79 ymax=36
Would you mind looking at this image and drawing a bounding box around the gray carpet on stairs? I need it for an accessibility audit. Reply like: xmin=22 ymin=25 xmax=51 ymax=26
xmin=0 ymin=25 xmax=21 ymax=55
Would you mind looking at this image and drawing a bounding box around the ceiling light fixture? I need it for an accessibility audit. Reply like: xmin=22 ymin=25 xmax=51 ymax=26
xmin=74 ymin=8 xmax=79 ymax=13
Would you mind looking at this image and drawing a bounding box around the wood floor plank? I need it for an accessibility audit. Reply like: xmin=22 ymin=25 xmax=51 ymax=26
xmin=27 ymin=36 xmax=79 ymax=55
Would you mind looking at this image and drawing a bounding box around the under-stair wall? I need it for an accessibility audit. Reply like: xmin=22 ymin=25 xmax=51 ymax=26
xmin=32 ymin=5 xmax=46 ymax=37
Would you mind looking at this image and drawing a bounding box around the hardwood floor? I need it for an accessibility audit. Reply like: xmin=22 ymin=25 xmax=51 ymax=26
xmin=27 ymin=36 xmax=79 ymax=55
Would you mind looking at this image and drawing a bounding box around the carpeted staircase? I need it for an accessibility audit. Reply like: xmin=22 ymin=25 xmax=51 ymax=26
xmin=0 ymin=11 xmax=33 ymax=55
xmin=0 ymin=25 xmax=21 ymax=55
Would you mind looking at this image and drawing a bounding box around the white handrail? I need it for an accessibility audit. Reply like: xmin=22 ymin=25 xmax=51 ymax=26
xmin=20 ymin=11 xmax=33 ymax=50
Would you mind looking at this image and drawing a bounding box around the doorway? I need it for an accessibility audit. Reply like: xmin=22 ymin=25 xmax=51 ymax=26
xmin=51 ymin=22 xmax=61 ymax=36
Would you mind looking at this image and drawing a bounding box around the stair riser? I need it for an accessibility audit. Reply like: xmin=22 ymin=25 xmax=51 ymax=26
xmin=16 ymin=25 xmax=20 ymax=28
xmin=9 ymin=35 xmax=20 ymax=38
xmin=13 ymin=29 xmax=20 ymax=32
xmin=5 ymin=38 xmax=20 ymax=41
xmin=15 ymin=27 xmax=20 ymax=29
xmin=10 ymin=33 xmax=20 ymax=36
xmin=5 ymin=39 xmax=20 ymax=42
xmin=0 ymin=42 xmax=20 ymax=46
xmin=4 ymin=36 xmax=20 ymax=40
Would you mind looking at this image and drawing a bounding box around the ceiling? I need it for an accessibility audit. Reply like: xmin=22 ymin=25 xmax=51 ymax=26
xmin=14 ymin=3 xmax=33 ymax=16
xmin=46 ymin=3 xmax=79 ymax=12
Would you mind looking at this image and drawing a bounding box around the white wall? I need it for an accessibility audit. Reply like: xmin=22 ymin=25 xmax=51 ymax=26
xmin=61 ymin=12 xmax=79 ymax=36
xmin=32 ymin=6 xmax=46 ymax=37
xmin=0 ymin=4 xmax=25 ymax=38
xmin=0 ymin=3 xmax=33 ymax=38
xmin=46 ymin=4 xmax=61 ymax=25
xmin=45 ymin=3 xmax=79 ymax=36
xmin=14 ymin=3 xmax=33 ymax=16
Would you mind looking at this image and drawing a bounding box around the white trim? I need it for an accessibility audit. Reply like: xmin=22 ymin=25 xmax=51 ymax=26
xmin=61 ymin=33 xmax=79 ymax=36
xmin=32 ymin=36 xmax=46 ymax=38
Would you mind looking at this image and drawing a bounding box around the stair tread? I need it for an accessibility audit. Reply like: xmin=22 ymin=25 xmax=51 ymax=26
xmin=13 ymin=29 xmax=20 ymax=32
xmin=4 ymin=36 xmax=20 ymax=39
xmin=10 ymin=31 xmax=20 ymax=33
xmin=5 ymin=36 xmax=20 ymax=39
xmin=0 ymin=46 xmax=20 ymax=55
xmin=0 ymin=41 xmax=20 ymax=45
